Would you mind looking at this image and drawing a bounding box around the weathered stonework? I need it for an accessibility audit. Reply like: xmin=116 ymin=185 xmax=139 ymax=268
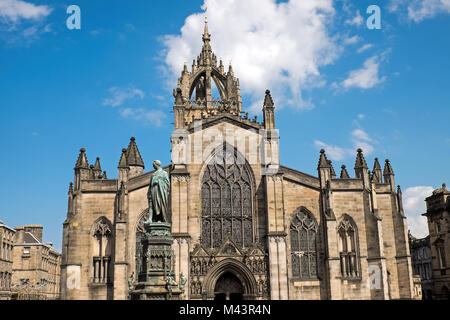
xmin=60 ymin=22 xmax=415 ymax=300
xmin=11 ymin=225 xmax=61 ymax=300
xmin=0 ymin=221 xmax=15 ymax=300
xmin=423 ymin=183 xmax=450 ymax=300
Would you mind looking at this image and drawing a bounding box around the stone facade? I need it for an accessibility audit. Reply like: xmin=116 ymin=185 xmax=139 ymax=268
xmin=0 ymin=220 xmax=15 ymax=300
xmin=409 ymin=233 xmax=434 ymax=299
xmin=423 ymin=183 xmax=450 ymax=300
xmin=11 ymin=225 xmax=61 ymax=300
xmin=60 ymin=22 xmax=415 ymax=300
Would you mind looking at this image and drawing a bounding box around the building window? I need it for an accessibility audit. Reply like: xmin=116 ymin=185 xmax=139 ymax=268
xmin=201 ymin=145 xmax=254 ymax=249
xmin=338 ymin=215 xmax=360 ymax=278
xmin=91 ymin=217 xmax=113 ymax=283
xmin=290 ymin=207 xmax=318 ymax=279
xmin=437 ymin=246 xmax=446 ymax=269
xmin=23 ymin=247 xmax=30 ymax=254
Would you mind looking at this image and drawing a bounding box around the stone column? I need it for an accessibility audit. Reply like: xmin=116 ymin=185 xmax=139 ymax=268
xmin=267 ymin=236 xmax=280 ymax=300
xmin=324 ymin=218 xmax=342 ymax=300
xmin=276 ymin=236 xmax=289 ymax=299
xmin=113 ymin=221 xmax=128 ymax=300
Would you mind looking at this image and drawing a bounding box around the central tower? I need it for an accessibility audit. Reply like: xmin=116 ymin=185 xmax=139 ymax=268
xmin=173 ymin=18 xmax=243 ymax=129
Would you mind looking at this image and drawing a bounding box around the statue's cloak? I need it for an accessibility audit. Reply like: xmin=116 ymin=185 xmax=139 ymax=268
xmin=148 ymin=168 xmax=170 ymax=222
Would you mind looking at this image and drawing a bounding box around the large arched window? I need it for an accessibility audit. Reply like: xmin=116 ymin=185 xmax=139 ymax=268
xmin=290 ymin=207 xmax=318 ymax=279
xmin=201 ymin=145 xmax=253 ymax=249
xmin=91 ymin=217 xmax=113 ymax=283
xmin=338 ymin=215 xmax=360 ymax=278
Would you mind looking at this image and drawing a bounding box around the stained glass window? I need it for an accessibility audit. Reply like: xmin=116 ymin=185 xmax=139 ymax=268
xmin=201 ymin=145 xmax=253 ymax=248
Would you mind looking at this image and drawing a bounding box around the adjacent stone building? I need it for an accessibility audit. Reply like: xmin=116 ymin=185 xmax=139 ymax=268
xmin=423 ymin=183 xmax=450 ymax=300
xmin=11 ymin=225 xmax=61 ymax=300
xmin=0 ymin=220 xmax=15 ymax=300
xmin=60 ymin=22 xmax=415 ymax=300
xmin=409 ymin=232 xmax=433 ymax=299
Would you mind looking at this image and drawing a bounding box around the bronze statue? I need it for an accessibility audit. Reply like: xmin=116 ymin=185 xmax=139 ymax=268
xmin=146 ymin=160 xmax=170 ymax=223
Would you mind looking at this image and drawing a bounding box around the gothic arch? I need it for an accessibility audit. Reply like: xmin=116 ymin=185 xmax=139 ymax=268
xmin=289 ymin=206 xmax=319 ymax=279
xmin=199 ymin=142 xmax=256 ymax=187
xmin=90 ymin=216 xmax=113 ymax=283
xmin=203 ymin=258 xmax=258 ymax=299
xmin=199 ymin=143 xmax=256 ymax=249
xmin=337 ymin=214 xmax=361 ymax=278
xmin=135 ymin=208 xmax=149 ymax=279
xmin=188 ymin=68 xmax=228 ymax=100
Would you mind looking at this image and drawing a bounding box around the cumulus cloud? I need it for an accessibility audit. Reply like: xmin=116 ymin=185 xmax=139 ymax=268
xmin=0 ymin=0 xmax=52 ymax=23
xmin=389 ymin=0 xmax=450 ymax=22
xmin=103 ymin=86 xmax=145 ymax=107
xmin=119 ymin=108 xmax=166 ymax=127
xmin=403 ymin=186 xmax=434 ymax=238
xmin=161 ymin=0 xmax=340 ymax=111
xmin=342 ymin=55 xmax=386 ymax=90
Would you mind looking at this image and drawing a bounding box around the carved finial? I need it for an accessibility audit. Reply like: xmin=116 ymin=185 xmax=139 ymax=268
xmin=340 ymin=165 xmax=350 ymax=179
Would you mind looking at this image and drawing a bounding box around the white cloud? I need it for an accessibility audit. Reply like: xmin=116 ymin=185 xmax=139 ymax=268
xmin=0 ymin=0 xmax=52 ymax=23
xmin=403 ymin=186 xmax=434 ymax=238
xmin=342 ymin=55 xmax=386 ymax=90
xmin=357 ymin=114 xmax=365 ymax=119
xmin=314 ymin=140 xmax=349 ymax=161
xmin=119 ymin=108 xmax=166 ymax=127
xmin=314 ymin=120 xmax=375 ymax=161
xmin=389 ymin=0 xmax=450 ymax=22
xmin=352 ymin=129 xmax=371 ymax=141
xmin=345 ymin=10 xmax=364 ymax=26
xmin=161 ymin=0 xmax=340 ymax=111
xmin=357 ymin=43 xmax=373 ymax=53
xmin=103 ymin=86 xmax=145 ymax=107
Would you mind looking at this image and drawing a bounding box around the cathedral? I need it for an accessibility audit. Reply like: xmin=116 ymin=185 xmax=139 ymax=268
xmin=60 ymin=21 xmax=415 ymax=300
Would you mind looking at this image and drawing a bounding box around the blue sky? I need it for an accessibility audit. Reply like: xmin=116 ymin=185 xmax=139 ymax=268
xmin=0 ymin=0 xmax=449 ymax=249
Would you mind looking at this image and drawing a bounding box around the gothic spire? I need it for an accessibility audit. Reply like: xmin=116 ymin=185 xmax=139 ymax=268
xmin=94 ymin=157 xmax=102 ymax=171
xmin=263 ymin=90 xmax=274 ymax=108
xmin=118 ymin=148 xmax=128 ymax=168
xmin=200 ymin=17 xmax=212 ymax=66
xmin=354 ymin=148 xmax=368 ymax=169
xmin=318 ymin=149 xmax=331 ymax=168
xmin=75 ymin=148 xmax=89 ymax=169
xmin=383 ymin=159 xmax=394 ymax=175
xmin=126 ymin=137 xmax=144 ymax=168
xmin=372 ymin=157 xmax=382 ymax=183
xmin=340 ymin=165 xmax=350 ymax=179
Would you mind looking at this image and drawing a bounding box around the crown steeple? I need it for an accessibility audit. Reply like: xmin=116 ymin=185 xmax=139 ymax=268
xmin=173 ymin=18 xmax=243 ymax=127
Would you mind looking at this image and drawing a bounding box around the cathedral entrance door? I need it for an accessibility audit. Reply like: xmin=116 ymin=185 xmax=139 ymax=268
xmin=214 ymin=272 xmax=244 ymax=301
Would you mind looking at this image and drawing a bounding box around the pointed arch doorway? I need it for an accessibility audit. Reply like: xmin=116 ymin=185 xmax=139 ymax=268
xmin=214 ymin=272 xmax=244 ymax=301
xmin=203 ymin=258 xmax=258 ymax=300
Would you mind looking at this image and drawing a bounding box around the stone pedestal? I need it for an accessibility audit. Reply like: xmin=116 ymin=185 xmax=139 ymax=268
xmin=131 ymin=222 xmax=183 ymax=300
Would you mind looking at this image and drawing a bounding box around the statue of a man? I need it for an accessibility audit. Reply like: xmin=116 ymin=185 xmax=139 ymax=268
xmin=146 ymin=160 xmax=170 ymax=223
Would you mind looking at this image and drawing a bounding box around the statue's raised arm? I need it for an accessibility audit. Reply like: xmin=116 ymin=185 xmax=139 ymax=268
xmin=146 ymin=160 xmax=170 ymax=223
